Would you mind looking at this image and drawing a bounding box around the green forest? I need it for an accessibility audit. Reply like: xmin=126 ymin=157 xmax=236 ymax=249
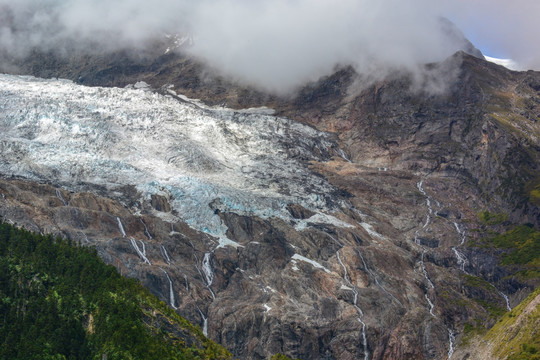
xmin=0 ymin=221 xmax=232 ymax=360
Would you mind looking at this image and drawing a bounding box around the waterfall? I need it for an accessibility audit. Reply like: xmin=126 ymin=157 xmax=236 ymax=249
xmin=338 ymin=148 xmax=352 ymax=162
xmin=447 ymin=329 xmax=455 ymax=359
xmin=196 ymin=306 xmax=209 ymax=337
xmin=357 ymin=249 xmax=403 ymax=307
xmin=191 ymin=246 xmax=216 ymax=300
xmin=417 ymin=180 xmax=432 ymax=228
xmin=160 ymin=245 xmax=172 ymax=265
xmin=415 ymin=181 xmax=437 ymax=316
xmin=337 ymin=250 xmax=369 ymax=360
xmin=453 ymin=222 xmax=466 ymax=245
xmin=140 ymin=218 xmax=152 ymax=240
xmin=421 ymin=250 xmax=435 ymax=290
xmin=451 ymin=222 xmax=468 ymax=272
xmin=184 ymin=274 xmax=189 ymax=291
xmin=159 ymin=268 xmax=178 ymax=309
xmin=202 ymin=252 xmax=214 ymax=287
xmin=451 ymin=215 xmax=511 ymax=310
xmin=129 ymin=237 xmax=151 ymax=265
xmin=452 ymin=247 xmax=468 ymax=273
xmin=117 ymin=217 xmax=127 ymax=238
xmin=498 ymin=290 xmax=512 ymax=311
xmin=55 ymin=189 xmax=68 ymax=206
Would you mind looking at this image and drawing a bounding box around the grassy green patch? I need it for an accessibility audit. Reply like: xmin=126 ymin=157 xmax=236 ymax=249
xmin=525 ymin=178 xmax=540 ymax=206
xmin=465 ymin=274 xmax=494 ymax=290
xmin=271 ymin=354 xmax=300 ymax=360
xmin=478 ymin=211 xmax=508 ymax=225
xmin=487 ymin=225 xmax=540 ymax=266
xmin=485 ymin=286 xmax=540 ymax=360
xmin=473 ymin=298 xmax=507 ymax=319
xmin=460 ymin=320 xmax=487 ymax=346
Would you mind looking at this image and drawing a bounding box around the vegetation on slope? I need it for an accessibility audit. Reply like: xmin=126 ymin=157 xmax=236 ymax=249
xmin=487 ymin=225 xmax=540 ymax=267
xmin=0 ymin=221 xmax=232 ymax=360
xmin=471 ymin=213 xmax=540 ymax=280
xmin=484 ymin=286 xmax=540 ymax=360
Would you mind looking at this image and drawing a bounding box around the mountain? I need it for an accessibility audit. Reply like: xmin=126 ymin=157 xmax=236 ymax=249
xmin=0 ymin=38 xmax=539 ymax=359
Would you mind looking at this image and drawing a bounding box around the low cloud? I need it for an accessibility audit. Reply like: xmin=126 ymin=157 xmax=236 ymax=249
xmin=0 ymin=0 xmax=538 ymax=93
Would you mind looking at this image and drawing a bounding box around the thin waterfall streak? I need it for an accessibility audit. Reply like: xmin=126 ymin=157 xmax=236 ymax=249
xmin=129 ymin=237 xmax=151 ymax=265
xmin=452 ymin=247 xmax=468 ymax=273
xmin=160 ymin=245 xmax=172 ymax=265
xmin=196 ymin=305 xmax=208 ymax=337
xmin=414 ymin=230 xmax=420 ymax=245
xmin=338 ymin=148 xmax=352 ymax=163
xmin=337 ymin=250 xmax=369 ymax=358
xmin=425 ymin=293 xmax=435 ymax=317
xmin=421 ymin=250 xmax=434 ymax=289
xmin=498 ymin=290 xmax=512 ymax=311
xmin=360 ymin=319 xmax=369 ymax=360
xmin=357 ymin=249 xmax=404 ymax=308
xmin=160 ymin=267 xmax=178 ymax=309
xmin=117 ymin=217 xmax=126 ymax=238
xmin=202 ymin=252 xmax=214 ymax=286
xmin=447 ymin=329 xmax=455 ymax=359
xmin=417 ymin=180 xmax=432 ymax=228
xmin=193 ymin=250 xmax=215 ymax=300
xmin=416 ymin=180 xmax=436 ymax=316
xmin=140 ymin=240 xmax=147 ymax=257
xmin=453 ymin=222 xmax=466 ymax=246
xmin=140 ymin=218 xmax=152 ymax=240
xmin=184 ymin=274 xmax=189 ymax=291
xmin=56 ymin=189 xmax=68 ymax=206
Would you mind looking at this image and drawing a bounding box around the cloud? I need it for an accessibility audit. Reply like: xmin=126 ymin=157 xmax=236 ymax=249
xmin=0 ymin=0 xmax=538 ymax=93
xmin=186 ymin=0 xmax=463 ymax=93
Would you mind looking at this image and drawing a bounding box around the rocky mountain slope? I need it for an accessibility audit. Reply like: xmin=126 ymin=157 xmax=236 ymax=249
xmin=1 ymin=44 xmax=539 ymax=359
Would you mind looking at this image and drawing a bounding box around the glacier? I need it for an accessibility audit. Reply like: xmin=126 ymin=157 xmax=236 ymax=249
xmin=0 ymin=74 xmax=346 ymax=242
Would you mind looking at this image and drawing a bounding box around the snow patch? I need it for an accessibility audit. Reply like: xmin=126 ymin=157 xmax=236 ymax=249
xmin=294 ymin=212 xmax=354 ymax=231
xmin=216 ymin=236 xmax=244 ymax=249
xmin=359 ymin=221 xmax=385 ymax=239
xmin=291 ymin=254 xmax=330 ymax=273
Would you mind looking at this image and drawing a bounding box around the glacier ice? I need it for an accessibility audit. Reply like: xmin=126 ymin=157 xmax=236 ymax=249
xmin=0 ymin=74 xmax=347 ymax=244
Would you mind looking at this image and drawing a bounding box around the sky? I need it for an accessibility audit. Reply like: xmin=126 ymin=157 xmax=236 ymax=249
xmin=0 ymin=0 xmax=538 ymax=93
xmin=441 ymin=0 xmax=540 ymax=64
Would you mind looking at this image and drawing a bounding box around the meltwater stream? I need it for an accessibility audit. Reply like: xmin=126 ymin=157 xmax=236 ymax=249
xmin=55 ymin=189 xmax=68 ymax=206
xmin=140 ymin=219 xmax=153 ymax=240
xmin=117 ymin=217 xmax=127 ymax=238
xmin=415 ymin=180 xmax=436 ymax=317
xmin=159 ymin=267 xmax=178 ymax=310
xmin=336 ymin=250 xmax=369 ymax=360
xmin=415 ymin=180 xmax=454 ymax=358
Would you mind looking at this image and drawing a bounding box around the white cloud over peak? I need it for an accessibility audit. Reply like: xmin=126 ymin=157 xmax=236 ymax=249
xmin=0 ymin=0 xmax=538 ymax=92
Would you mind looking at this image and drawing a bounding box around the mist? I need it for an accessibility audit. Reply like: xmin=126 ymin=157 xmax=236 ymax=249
xmin=1 ymin=0 xmax=538 ymax=93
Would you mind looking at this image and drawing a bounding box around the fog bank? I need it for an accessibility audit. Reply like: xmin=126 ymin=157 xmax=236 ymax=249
xmin=0 ymin=0 xmax=537 ymax=93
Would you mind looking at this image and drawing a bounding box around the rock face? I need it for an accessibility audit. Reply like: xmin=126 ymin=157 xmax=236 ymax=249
xmin=0 ymin=48 xmax=539 ymax=360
